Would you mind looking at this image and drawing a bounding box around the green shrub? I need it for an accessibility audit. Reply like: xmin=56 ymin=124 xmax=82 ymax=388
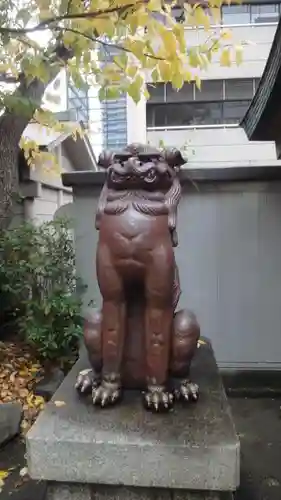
xmin=0 ymin=219 xmax=85 ymax=362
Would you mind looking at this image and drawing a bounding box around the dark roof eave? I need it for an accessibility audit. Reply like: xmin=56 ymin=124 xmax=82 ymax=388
xmin=241 ymin=18 xmax=281 ymax=142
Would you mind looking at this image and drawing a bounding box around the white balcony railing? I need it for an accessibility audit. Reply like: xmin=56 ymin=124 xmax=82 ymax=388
xmin=147 ymin=123 xmax=240 ymax=131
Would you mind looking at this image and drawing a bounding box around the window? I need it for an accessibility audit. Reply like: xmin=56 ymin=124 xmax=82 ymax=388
xmin=146 ymin=79 xmax=257 ymax=127
xmin=222 ymin=5 xmax=251 ymax=24
xmin=147 ymin=83 xmax=165 ymax=102
xmin=251 ymin=3 xmax=280 ymax=23
xmin=222 ymin=2 xmax=280 ymax=24
xmin=225 ymin=79 xmax=254 ymax=100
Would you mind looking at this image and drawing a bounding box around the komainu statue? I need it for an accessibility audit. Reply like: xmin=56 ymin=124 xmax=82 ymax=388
xmin=76 ymin=143 xmax=200 ymax=412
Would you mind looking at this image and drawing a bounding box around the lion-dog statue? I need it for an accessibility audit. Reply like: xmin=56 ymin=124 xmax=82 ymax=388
xmin=75 ymin=143 xmax=200 ymax=412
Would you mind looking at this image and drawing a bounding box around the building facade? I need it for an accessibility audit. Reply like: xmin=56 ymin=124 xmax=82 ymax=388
xmin=108 ymin=2 xmax=281 ymax=166
xmin=46 ymin=5 xmax=281 ymax=164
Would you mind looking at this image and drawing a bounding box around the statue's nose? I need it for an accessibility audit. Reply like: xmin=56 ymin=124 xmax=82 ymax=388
xmin=125 ymin=157 xmax=140 ymax=173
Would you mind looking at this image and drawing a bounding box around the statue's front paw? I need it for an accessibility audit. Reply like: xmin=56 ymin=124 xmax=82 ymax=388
xmin=75 ymin=369 xmax=99 ymax=394
xmin=92 ymin=379 xmax=122 ymax=407
xmin=176 ymin=380 xmax=199 ymax=403
xmin=143 ymin=385 xmax=174 ymax=412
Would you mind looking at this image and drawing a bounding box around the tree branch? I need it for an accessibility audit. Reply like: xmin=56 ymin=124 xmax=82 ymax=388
xmin=60 ymin=27 xmax=164 ymax=61
xmin=0 ymin=1 xmax=147 ymax=35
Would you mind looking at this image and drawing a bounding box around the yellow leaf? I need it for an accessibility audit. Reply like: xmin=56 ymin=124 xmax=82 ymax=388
xmin=127 ymin=74 xmax=143 ymax=104
xmin=0 ymin=471 xmax=9 ymax=480
xmin=161 ymin=30 xmax=177 ymax=57
xmin=188 ymin=48 xmax=202 ymax=68
xmin=220 ymin=48 xmax=231 ymax=67
xmin=183 ymin=70 xmax=193 ymax=83
xmin=147 ymin=0 xmax=163 ymax=10
xmin=158 ymin=60 xmax=171 ymax=81
xmin=91 ymin=18 xmax=115 ymax=37
xmin=173 ymin=23 xmax=186 ymax=52
xmin=21 ymin=420 xmax=29 ymax=430
xmin=195 ymin=75 xmax=201 ymax=90
xmin=171 ymin=72 xmax=183 ymax=90
xmin=127 ymin=39 xmax=146 ymax=60
xmin=235 ymin=45 xmax=243 ymax=65
xmin=54 ymin=400 xmax=66 ymax=407
xmin=198 ymin=339 xmax=206 ymax=346
xmin=209 ymin=0 xmax=223 ymax=7
xmin=126 ymin=65 xmax=138 ymax=79
xmin=221 ymin=29 xmax=232 ymax=41
xmin=151 ymin=68 xmax=159 ymax=82
xmin=194 ymin=6 xmax=211 ymax=30
xmin=34 ymin=396 xmax=45 ymax=407
xmin=210 ymin=7 xmax=221 ymax=23
xmin=29 ymin=364 xmax=41 ymax=374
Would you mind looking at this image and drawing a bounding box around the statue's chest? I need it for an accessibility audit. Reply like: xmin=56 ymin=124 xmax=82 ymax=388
xmin=104 ymin=190 xmax=168 ymax=216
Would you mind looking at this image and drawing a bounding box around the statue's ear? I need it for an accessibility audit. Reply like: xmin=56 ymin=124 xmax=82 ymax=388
xmin=98 ymin=150 xmax=115 ymax=169
xmin=162 ymin=148 xmax=185 ymax=169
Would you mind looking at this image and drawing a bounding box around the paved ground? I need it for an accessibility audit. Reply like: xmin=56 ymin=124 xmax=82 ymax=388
xmin=0 ymin=398 xmax=281 ymax=499
xmin=231 ymin=398 xmax=281 ymax=500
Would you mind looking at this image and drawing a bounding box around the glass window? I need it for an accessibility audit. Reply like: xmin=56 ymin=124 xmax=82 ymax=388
xmin=225 ymin=79 xmax=254 ymax=100
xmin=223 ymin=100 xmax=251 ymax=123
xmin=147 ymin=83 xmax=165 ymax=103
xmin=251 ymin=4 xmax=280 ymax=23
xmin=195 ymin=80 xmax=223 ymax=101
xmin=154 ymin=104 xmax=168 ymax=126
xmin=166 ymin=82 xmax=194 ymax=102
xmin=147 ymin=105 xmax=154 ymax=127
xmin=182 ymin=102 xmax=223 ymax=125
xmin=147 ymin=78 xmax=256 ymax=127
xmin=147 ymin=102 xmax=224 ymax=127
xmin=222 ymin=5 xmax=251 ymax=24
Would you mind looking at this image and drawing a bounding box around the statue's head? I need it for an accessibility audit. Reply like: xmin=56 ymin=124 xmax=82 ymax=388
xmin=98 ymin=144 xmax=185 ymax=191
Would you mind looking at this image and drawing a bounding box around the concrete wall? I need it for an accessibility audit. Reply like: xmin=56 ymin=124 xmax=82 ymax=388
xmin=147 ymin=126 xmax=279 ymax=167
xmin=69 ymin=180 xmax=281 ymax=370
xmin=32 ymin=185 xmax=70 ymax=224
xmin=181 ymin=23 xmax=277 ymax=80
xmin=10 ymin=143 xmax=75 ymax=227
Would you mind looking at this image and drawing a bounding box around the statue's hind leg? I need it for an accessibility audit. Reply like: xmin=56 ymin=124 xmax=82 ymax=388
xmin=170 ymin=309 xmax=200 ymax=402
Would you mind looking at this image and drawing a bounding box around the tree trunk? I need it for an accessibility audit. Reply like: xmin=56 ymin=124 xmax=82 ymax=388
xmin=0 ymin=75 xmax=61 ymax=229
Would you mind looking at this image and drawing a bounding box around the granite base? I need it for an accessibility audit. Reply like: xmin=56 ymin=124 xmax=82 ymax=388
xmin=27 ymin=340 xmax=239 ymax=496
xmin=46 ymin=483 xmax=233 ymax=500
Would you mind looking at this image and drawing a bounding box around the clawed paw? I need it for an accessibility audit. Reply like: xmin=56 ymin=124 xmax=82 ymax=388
xmin=92 ymin=381 xmax=122 ymax=407
xmin=143 ymin=386 xmax=174 ymax=412
xmin=176 ymin=380 xmax=199 ymax=403
xmin=75 ymin=369 xmax=99 ymax=394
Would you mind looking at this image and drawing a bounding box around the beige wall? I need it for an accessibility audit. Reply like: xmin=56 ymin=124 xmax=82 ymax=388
xmin=12 ymin=143 xmax=75 ymax=227
xmin=32 ymin=186 xmax=63 ymax=224
xmin=182 ymin=23 xmax=277 ymax=80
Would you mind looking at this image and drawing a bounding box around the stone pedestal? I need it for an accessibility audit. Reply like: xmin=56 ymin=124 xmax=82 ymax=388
xmin=26 ymin=341 xmax=239 ymax=500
